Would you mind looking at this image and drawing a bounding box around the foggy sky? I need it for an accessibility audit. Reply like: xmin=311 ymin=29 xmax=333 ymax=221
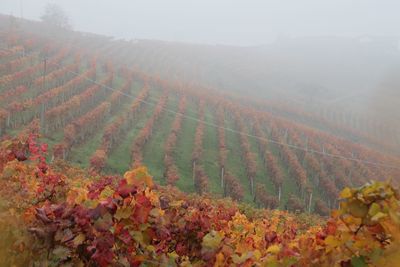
xmin=1 ymin=0 xmax=400 ymax=46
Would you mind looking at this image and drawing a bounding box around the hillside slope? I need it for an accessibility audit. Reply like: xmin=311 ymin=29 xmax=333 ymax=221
xmin=0 ymin=18 xmax=399 ymax=212
xmin=2 ymin=14 xmax=400 ymax=155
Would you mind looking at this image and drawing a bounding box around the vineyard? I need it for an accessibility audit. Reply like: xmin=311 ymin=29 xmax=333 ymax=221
xmin=0 ymin=13 xmax=400 ymax=267
xmin=0 ymin=134 xmax=399 ymax=266
xmin=1 ymin=25 xmax=400 ymax=216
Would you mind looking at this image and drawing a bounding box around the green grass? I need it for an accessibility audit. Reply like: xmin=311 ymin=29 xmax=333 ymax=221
xmin=68 ymin=131 xmax=103 ymax=169
xmin=105 ymin=107 xmax=153 ymax=174
xmin=142 ymin=94 xmax=179 ymax=184
xmin=174 ymin=99 xmax=198 ymax=194
xmin=42 ymin=131 xmax=65 ymax=159
xmin=202 ymin=106 xmax=223 ymax=196
xmin=105 ymin=85 xmax=162 ymax=174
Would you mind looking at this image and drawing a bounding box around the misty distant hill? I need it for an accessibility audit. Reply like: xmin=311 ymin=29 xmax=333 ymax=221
xmin=1 ymin=14 xmax=399 ymax=154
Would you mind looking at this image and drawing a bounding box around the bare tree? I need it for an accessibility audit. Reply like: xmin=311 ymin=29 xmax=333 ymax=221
xmin=40 ymin=3 xmax=71 ymax=30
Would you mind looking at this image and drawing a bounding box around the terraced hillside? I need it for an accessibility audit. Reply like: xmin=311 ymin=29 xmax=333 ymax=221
xmin=1 ymin=27 xmax=399 ymax=214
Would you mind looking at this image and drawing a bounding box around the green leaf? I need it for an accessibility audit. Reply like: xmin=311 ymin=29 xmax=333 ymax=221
xmin=351 ymin=255 xmax=367 ymax=267
xmin=348 ymin=200 xmax=368 ymax=218
xmin=131 ymin=230 xmax=145 ymax=246
xmin=368 ymin=203 xmax=380 ymax=217
xmin=202 ymin=230 xmax=224 ymax=250
xmin=370 ymin=248 xmax=383 ymax=264
xmin=114 ymin=206 xmax=132 ymax=220
xmin=232 ymin=252 xmax=252 ymax=264
xmin=371 ymin=212 xmax=387 ymax=222
xmin=52 ymin=246 xmax=71 ymax=260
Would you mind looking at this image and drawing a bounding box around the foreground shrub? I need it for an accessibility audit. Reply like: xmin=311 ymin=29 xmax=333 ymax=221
xmin=0 ymin=135 xmax=398 ymax=266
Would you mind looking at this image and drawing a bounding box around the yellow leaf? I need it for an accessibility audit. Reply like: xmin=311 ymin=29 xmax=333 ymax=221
xmin=168 ymin=251 xmax=179 ymax=260
xmin=202 ymin=230 xmax=224 ymax=250
xmin=340 ymin=187 xmax=352 ymax=199
xmin=67 ymin=188 xmax=88 ymax=205
xmin=371 ymin=212 xmax=387 ymax=222
xmin=214 ymin=252 xmax=225 ymax=267
xmin=98 ymin=186 xmax=114 ymax=200
xmin=266 ymin=244 xmax=280 ymax=254
xmin=73 ymin=233 xmax=85 ymax=246
xmin=131 ymin=231 xmax=145 ymax=246
xmin=146 ymin=245 xmax=155 ymax=252
xmin=331 ymin=209 xmax=341 ymax=218
xmin=124 ymin=167 xmax=153 ymax=188
xmin=83 ymin=199 xmax=98 ymax=209
xmin=145 ymin=188 xmax=159 ymax=205
xmin=115 ymin=206 xmax=132 ymax=220
xmin=169 ymin=200 xmax=183 ymax=207
xmin=324 ymin=236 xmax=341 ymax=253
xmin=368 ymin=203 xmax=381 ymax=217
xmin=149 ymin=208 xmax=164 ymax=217
xmin=253 ymin=249 xmax=262 ymax=260
xmin=232 ymin=252 xmax=252 ymax=264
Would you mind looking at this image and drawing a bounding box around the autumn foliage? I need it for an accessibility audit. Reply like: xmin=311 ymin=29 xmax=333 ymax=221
xmin=0 ymin=135 xmax=399 ymax=266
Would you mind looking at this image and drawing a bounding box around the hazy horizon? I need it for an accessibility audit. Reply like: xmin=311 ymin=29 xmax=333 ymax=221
xmin=1 ymin=0 xmax=400 ymax=46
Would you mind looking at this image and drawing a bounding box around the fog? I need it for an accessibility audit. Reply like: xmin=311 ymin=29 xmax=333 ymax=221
xmin=1 ymin=0 xmax=400 ymax=46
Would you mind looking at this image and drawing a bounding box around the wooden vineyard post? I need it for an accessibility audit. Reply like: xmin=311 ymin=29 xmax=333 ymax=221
xmin=221 ymin=166 xmax=224 ymax=188
xmin=278 ymin=185 xmax=282 ymax=202
xmin=40 ymin=57 xmax=47 ymax=134
xmin=192 ymin=160 xmax=196 ymax=183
